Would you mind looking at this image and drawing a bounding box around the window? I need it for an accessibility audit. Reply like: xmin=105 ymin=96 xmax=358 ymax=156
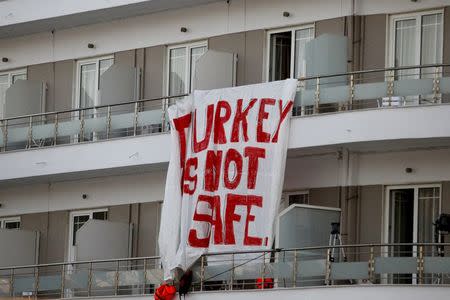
xmin=75 ymin=56 xmax=114 ymax=109
xmin=0 ymin=217 xmax=21 ymax=229
xmin=0 ymin=69 xmax=27 ymax=118
xmin=385 ymin=184 xmax=441 ymax=284
xmin=287 ymin=191 xmax=309 ymax=206
xmin=167 ymin=41 xmax=207 ymax=96
xmin=267 ymin=26 xmax=314 ymax=81
xmin=68 ymin=208 xmax=108 ymax=261
xmin=389 ymin=10 xmax=443 ymax=79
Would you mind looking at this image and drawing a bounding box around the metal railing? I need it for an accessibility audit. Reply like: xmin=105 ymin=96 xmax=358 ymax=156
xmin=1 ymin=243 xmax=450 ymax=298
xmin=1 ymin=63 xmax=450 ymax=152
xmin=294 ymin=63 xmax=450 ymax=115
xmin=0 ymin=94 xmax=187 ymax=152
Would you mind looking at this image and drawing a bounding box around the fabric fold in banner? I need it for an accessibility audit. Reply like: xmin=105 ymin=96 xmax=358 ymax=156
xmin=159 ymin=79 xmax=298 ymax=279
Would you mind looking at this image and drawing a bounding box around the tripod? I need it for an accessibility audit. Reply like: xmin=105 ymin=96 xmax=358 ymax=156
xmin=328 ymin=222 xmax=347 ymax=262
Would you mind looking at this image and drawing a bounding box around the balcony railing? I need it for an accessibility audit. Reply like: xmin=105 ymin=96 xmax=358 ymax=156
xmin=0 ymin=243 xmax=450 ymax=298
xmin=1 ymin=63 xmax=450 ymax=152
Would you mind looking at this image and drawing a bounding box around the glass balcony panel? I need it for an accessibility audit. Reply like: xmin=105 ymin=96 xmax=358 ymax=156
xmin=110 ymin=113 xmax=134 ymax=130
xmin=83 ymin=116 xmax=107 ymax=134
xmin=13 ymin=275 xmax=35 ymax=296
xmin=5 ymin=126 xmax=28 ymax=144
xmin=233 ymin=263 xmax=263 ymax=280
xmin=38 ymin=274 xmax=61 ymax=294
xmin=203 ymin=264 xmax=232 ymax=281
xmin=297 ymin=89 xmax=315 ymax=106
xmin=374 ymin=257 xmax=417 ymax=274
xmin=64 ymin=269 xmax=89 ymax=290
xmin=394 ymin=78 xmax=433 ymax=97
xmin=272 ymin=262 xmax=292 ymax=279
xmin=441 ymin=77 xmax=450 ymax=94
xmin=354 ymin=82 xmax=388 ymax=100
xmin=424 ymin=257 xmax=450 ymax=274
xmin=137 ymin=110 xmax=162 ymax=127
xmin=297 ymin=259 xmax=326 ymax=278
xmin=0 ymin=277 xmax=11 ymax=296
xmin=58 ymin=119 xmax=81 ymax=137
xmin=32 ymin=123 xmax=55 ymax=140
xmin=92 ymin=271 xmax=115 ymax=289
xmin=119 ymin=270 xmax=144 ymax=286
xmin=330 ymin=262 xmax=369 ymax=280
xmin=145 ymin=269 xmax=163 ymax=285
xmin=319 ymin=85 xmax=350 ymax=104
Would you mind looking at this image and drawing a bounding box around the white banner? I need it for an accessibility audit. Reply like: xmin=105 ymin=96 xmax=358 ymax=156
xmin=159 ymin=79 xmax=298 ymax=279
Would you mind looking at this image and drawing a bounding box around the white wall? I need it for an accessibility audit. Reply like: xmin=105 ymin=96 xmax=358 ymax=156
xmin=284 ymin=147 xmax=450 ymax=190
xmin=1 ymin=0 xmax=447 ymax=71
xmin=288 ymin=104 xmax=450 ymax=150
xmin=355 ymin=147 xmax=450 ymax=186
xmin=0 ymin=0 xmax=151 ymax=27
xmin=0 ymin=134 xmax=170 ymax=181
xmin=1 ymin=105 xmax=449 ymax=183
xmin=1 ymin=146 xmax=449 ymax=217
xmin=0 ymin=171 xmax=166 ymax=217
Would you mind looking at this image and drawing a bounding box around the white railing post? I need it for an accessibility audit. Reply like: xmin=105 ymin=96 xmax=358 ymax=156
xmin=106 ymin=106 xmax=112 ymax=139
xmin=133 ymin=102 xmax=139 ymax=136
xmin=314 ymin=77 xmax=320 ymax=114
xmin=387 ymin=70 xmax=394 ymax=106
xmin=349 ymin=74 xmax=354 ymax=110
xmin=433 ymin=66 xmax=441 ymax=103
xmin=292 ymin=250 xmax=298 ymax=288
xmin=2 ymin=119 xmax=7 ymax=152
xmin=53 ymin=113 xmax=58 ymax=146
xmin=79 ymin=110 xmax=85 ymax=142
xmin=200 ymin=256 xmax=205 ymax=292
xmin=27 ymin=116 xmax=33 ymax=149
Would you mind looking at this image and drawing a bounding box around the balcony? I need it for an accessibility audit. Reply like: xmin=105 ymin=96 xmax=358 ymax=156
xmin=0 ymin=243 xmax=449 ymax=299
xmin=1 ymin=64 xmax=450 ymax=182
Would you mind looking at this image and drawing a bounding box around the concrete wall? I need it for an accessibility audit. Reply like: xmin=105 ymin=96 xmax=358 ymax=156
xmin=137 ymin=202 xmax=161 ymax=256
xmin=54 ymin=60 xmax=74 ymax=111
xmin=208 ymin=30 xmax=265 ymax=86
xmin=47 ymin=210 xmax=68 ymax=263
xmin=6 ymin=180 xmax=450 ymax=264
xmin=362 ymin=14 xmax=386 ymax=73
xmin=309 ymin=186 xmax=340 ymax=208
xmin=21 ymin=212 xmax=49 ymax=263
xmin=315 ymin=17 xmax=345 ymax=37
xmin=144 ymin=45 xmax=165 ymax=99
xmin=27 ymin=63 xmax=54 ymax=112
xmin=358 ymin=185 xmax=383 ymax=244
xmin=114 ymin=49 xmax=136 ymax=67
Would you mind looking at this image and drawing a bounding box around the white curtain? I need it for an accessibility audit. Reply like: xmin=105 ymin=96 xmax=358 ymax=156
xmin=190 ymin=46 xmax=207 ymax=92
xmin=421 ymin=13 xmax=443 ymax=78
xmin=294 ymin=27 xmax=314 ymax=79
xmin=169 ymin=47 xmax=186 ymax=96
xmin=80 ymin=63 xmax=96 ymax=108
xmin=0 ymin=75 xmax=8 ymax=118
xmin=395 ymin=18 xmax=417 ymax=79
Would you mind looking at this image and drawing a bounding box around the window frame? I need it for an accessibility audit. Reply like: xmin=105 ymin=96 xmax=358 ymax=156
xmin=165 ymin=40 xmax=208 ymax=96
xmin=0 ymin=216 xmax=21 ymax=229
xmin=387 ymin=9 xmax=444 ymax=69
xmin=285 ymin=190 xmax=310 ymax=206
xmin=265 ymin=24 xmax=315 ymax=82
xmin=67 ymin=208 xmax=108 ymax=261
xmin=0 ymin=68 xmax=27 ymax=118
xmin=73 ymin=55 xmax=114 ymax=110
